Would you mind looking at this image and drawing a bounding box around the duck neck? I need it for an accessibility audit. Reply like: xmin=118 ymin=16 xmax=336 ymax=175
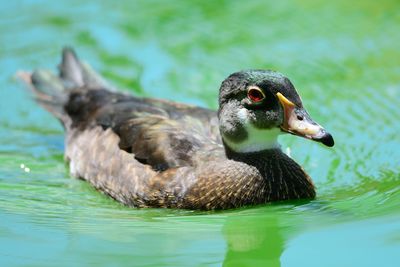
xmin=223 ymin=143 xmax=316 ymax=200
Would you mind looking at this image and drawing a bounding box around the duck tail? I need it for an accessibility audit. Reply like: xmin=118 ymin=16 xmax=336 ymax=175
xmin=58 ymin=47 xmax=112 ymax=90
xmin=18 ymin=47 xmax=112 ymax=126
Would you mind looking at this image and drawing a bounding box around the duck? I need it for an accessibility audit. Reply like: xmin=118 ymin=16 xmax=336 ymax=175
xmin=19 ymin=48 xmax=334 ymax=210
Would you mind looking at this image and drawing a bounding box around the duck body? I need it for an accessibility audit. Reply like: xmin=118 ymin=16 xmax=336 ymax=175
xmin=21 ymin=48 xmax=333 ymax=210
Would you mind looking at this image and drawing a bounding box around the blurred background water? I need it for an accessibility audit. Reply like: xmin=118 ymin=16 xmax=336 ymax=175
xmin=0 ymin=0 xmax=399 ymax=266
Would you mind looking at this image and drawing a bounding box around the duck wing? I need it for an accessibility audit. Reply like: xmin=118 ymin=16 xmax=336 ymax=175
xmin=65 ymin=87 xmax=222 ymax=171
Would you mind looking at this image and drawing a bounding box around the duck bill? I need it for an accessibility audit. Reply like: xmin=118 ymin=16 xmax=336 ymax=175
xmin=276 ymin=93 xmax=334 ymax=147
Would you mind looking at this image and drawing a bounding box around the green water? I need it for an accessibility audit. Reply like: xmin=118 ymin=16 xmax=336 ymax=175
xmin=1 ymin=0 xmax=399 ymax=266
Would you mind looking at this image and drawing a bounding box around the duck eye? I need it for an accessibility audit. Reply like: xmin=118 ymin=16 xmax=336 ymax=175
xmin=247 ymin=87 xmax=265 ymax=103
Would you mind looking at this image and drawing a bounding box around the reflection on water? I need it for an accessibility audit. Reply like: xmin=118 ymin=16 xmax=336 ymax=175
xmin=223 ymin=214 xmax=284 ymax=267
xmin=1 ymin=0 xmax=400 ymax=266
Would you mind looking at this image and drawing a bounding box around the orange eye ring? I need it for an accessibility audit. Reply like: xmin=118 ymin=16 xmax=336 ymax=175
xmin=247 ymin=87 xmax=265 ymax=103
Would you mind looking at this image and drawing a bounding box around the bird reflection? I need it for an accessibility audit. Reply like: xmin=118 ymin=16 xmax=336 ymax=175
xmin=222 ymin=212 xmax=285 ymax=267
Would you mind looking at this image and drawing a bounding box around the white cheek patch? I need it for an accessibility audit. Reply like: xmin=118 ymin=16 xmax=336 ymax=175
xmin=237 ymin=108 xmax=248 ymax=122
xmin=223 ymin=108 xmax=281 ymax=153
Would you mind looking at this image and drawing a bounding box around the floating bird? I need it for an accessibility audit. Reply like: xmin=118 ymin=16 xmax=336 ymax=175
xmin=19 ymin=48 xmax=334 ymax=210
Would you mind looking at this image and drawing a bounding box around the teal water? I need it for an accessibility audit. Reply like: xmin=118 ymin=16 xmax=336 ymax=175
xmin=1 ymin=0 xmax=399 ymax=266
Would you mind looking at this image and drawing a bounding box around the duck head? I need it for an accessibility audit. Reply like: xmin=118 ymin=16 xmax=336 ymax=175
xmin=218 ymin=70 xmax=334 ymax=153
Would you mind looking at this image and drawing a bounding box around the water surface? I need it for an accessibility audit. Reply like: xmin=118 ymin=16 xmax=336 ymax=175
xmin=0 ymin=1 xmax=399 ymax=266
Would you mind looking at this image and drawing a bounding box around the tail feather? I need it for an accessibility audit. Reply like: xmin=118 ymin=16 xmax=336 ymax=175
xmin=80 ymin=61 xmax=113 ymax=90
xmin=30 ymin=69 xmax=68 ymax=122
xmin=59 ymin=47 xmax=85 ymax=88
xmin=19 ymin=47 xmax=113 ymax=126
xmin=59 ymin=47 xmax=113 ymax=90
xmin=31 ymin=69 xmax=65 ymax=97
